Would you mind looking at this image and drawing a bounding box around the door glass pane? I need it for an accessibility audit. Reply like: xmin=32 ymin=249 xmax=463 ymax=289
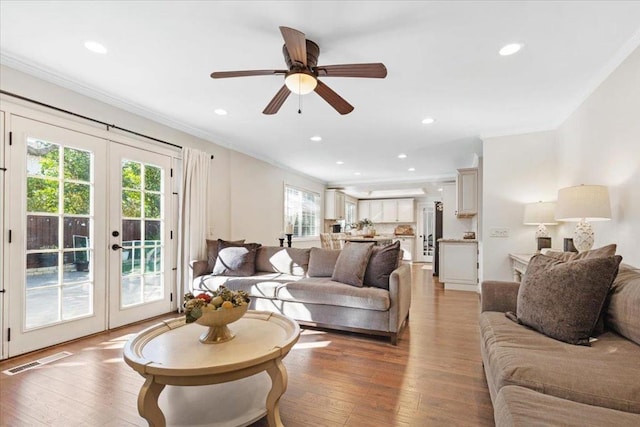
xmin=25 ymin=138 xmax=95 ymax=330
xmin=120 ymin=160 xmax=164 ymax=308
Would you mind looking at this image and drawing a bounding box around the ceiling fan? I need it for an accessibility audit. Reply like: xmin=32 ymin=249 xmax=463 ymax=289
xmin=210 ymin=26 xmax=387 ymax=115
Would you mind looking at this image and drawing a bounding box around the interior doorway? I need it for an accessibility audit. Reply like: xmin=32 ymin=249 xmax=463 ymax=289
xmin=416 ymin=203 xmax=435 ymax=263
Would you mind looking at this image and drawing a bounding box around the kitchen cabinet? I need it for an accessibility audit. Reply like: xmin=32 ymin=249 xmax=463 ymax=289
xmin=438 ymin=240 xmax=478 ymax=291
xmin=359 ymin=198 xmax=414 ymax=222
xmin=456 ymin=168 xmax=478 ymax=217
xmin=369 ymin=200 xmax=383 ymax=222
xmin=357 ymin=200 xmax=369 ymax=221
xmin=325 ymin=189 xmax=346 ymax=219
xmin=395 ymin=236 xmax=414 ymax=261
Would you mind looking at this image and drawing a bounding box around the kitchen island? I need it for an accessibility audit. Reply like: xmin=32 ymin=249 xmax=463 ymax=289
xmin=341 ymin=235 xmax=394 ymax=245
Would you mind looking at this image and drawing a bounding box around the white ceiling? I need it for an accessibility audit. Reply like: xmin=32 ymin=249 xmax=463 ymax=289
xmin=2 ymin=1 xmax=640 ymax=196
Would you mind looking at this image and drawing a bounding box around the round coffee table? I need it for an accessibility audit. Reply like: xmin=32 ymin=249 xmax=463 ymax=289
xmin=123 ymin=310 xmax=300 ymax=427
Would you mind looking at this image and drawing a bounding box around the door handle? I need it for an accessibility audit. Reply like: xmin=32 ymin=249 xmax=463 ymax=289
xmin=112 ymin=244 xmax=123 ymax=251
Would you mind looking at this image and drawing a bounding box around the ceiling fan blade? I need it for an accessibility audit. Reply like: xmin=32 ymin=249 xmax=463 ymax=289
xmin=314 ymin=80 xmax=354 ymax=115
xmin=263 ymin=85 xmax=291 ymax=115
xmin=315 ymin=63 xmax=387 ymax=78
xmin=279 ymin=26 xmax=307 ymax=66
xmin=210 ymin=70 xmax=287 ymax=79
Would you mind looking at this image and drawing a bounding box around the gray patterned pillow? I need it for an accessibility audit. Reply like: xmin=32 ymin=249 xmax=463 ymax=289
xmin=212 ymin=240 xmax=260 ymax=277
xmin=514 ymin=254 xmax=622 ymax=346
xmin=331 ymin=242 xmax=374 ymax=287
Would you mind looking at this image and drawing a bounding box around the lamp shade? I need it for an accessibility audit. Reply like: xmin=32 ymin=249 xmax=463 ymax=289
xmin=556 ymin=185 xmax=611 ymax=222
xmin=523 ymin=201 xmax=558 ymax=225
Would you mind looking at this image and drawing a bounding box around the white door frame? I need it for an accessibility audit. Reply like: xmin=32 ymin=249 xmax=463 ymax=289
xmin=1 ymin=110 xmax=6 ymax=360
xmin=416 ymin=202 xmax=434 ymax=263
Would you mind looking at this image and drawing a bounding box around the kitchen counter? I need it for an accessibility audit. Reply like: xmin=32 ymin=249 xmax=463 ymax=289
xmin=342 ymin=236 xmax=395 ymax=245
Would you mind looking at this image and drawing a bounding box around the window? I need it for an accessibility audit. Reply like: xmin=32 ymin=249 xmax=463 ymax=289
xmin=345 ymin=201 xmax=356 ymax=228
xmin=284 ymin=185 xmax=320 ymax=238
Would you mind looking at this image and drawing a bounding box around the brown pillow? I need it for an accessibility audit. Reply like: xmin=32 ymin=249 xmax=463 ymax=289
xmin=212 ymin=240 xmax=260 ymax=277
xmin=363 ymin=241 xmax=401 ymax=290
xmin=543 ymin=243 xmax=617 ymax=335
xmin=331 ymin=242 xmax=374 ymax=287
xmin=308 ymin=248 xmax=341 ymax=277
xmin=514 ymin=254 xmax=622 ymax=346
xmin=206 ymin=239 xmax=244 ymax=272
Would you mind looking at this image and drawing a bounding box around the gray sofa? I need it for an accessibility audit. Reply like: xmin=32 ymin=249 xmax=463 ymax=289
xmin=191 ymin=245 xmax=411 ymax=344
xmin=480 ymin=263 xmax=640 ymax=426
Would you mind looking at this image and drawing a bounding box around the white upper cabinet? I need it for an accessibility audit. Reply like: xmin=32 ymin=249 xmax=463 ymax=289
xmin=369 ymin=200 xmax=384 ymax=222
xmin=357 ymin=200 xmax=370 ymax=221
xmin=396 ymin=199 xmax=415 ymax=222
xmin=456 ymin=168 xmax=478 ymax=217
xmin=325 ymin=189 xmax=346 ymax=219
xmin=357 ymin=198 xmax=415 ymax=223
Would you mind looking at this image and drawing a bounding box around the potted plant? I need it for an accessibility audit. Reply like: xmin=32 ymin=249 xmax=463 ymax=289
xmin=357 ymin=218 xmax=375 ymax=237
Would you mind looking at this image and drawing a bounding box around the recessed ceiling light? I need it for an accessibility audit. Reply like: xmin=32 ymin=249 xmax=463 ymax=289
xmin=438 ymin=188 xmax=443 ymax=192
xmin=408 ymin=167 xmax=416 ymax=172
xmin=354 ymin=172 xmax=361 ymax=176
xmin=214 ymin=108 xmax=228 ymax=116
xmin=499 ymin=43 xmax=523 ymax=56
xmin=336 ymin=161 xmax=344 ymax=165
xmin=397 ymin=153 xmax=407 ymax=159
xmin=421 ymin=117 xmax=435 ymax=125
xmin=310 ymin=135 xmax=322 ymax=142
xmin=84 ymin=40 xmax=107 ymax=54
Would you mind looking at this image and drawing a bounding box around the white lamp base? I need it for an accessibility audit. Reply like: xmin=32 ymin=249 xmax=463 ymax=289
xmin=573 ymin=219 xmax=594 ymax=252
xmin=535 ymin=224 xmax=550 ymax=238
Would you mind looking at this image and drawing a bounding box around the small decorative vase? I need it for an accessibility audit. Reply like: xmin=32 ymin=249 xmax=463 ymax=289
xmin=195 ymin=303 xmax=249 ymax=344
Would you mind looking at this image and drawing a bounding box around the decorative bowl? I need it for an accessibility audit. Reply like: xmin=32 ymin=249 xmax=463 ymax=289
xmin=195 ymin=303 xmax=249 ymax=344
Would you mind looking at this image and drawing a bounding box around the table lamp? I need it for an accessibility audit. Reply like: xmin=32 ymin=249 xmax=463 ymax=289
xmin=555 ymin=184 xmax=611 ymax=252
xmin=523 ymin=201 xmax=558 ymax=238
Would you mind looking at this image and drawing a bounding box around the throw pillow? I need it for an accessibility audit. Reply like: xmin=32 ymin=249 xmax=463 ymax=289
xmin=363 ymin=241 xmax=401 ymax=290
xmin=255 ymin=247 xmax=310 ymax=276
xmin=212 ymin=240 xmax=260 ymax=277
xmin=206 ymin=238 xmax=245 ymax=273
xmin=308 ymin=248 xmax=341 ymax=277
xmin=543 ymin=243 xmax=617 ymax=335
xmin=515 ymin=254 xmax=622 ymax=346
xmin=331 ymin=242 xmax=374 ymax=287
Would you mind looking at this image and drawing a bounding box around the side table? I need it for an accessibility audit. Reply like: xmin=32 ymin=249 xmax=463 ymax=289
xmin=509 ymin=253 xmax=534 ymax=282
xmin=123 ymin=310 xmax=300 ymax=427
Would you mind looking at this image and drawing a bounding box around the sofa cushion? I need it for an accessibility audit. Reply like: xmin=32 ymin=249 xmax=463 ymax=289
xmin=276 ymin=278 xmax=390 ymax=311
xmin=331 ymin=242 xmax=374 ymax=287
xmin=515 ymin=254 xmax=622 ymax=345
xmin=480 ymin=311 xmax=640 ymax=413
xmin=206 ymin=238 xmax=244 ymax=272
xmin=543 ymin=243 xmax=617 ymax=262
xmin=494 ymin=385 xmax=640 ymax=427
xmin=607 ymin=264 xmax=640 ymax=346
xmin=255 ymin=246 xmax=310 ymax=276
xmin=308 ymin=247 xmax=341 ymax=277
xmin=194 ymin=272 xmax=301 ymax=299
xmin=364 ymin=241 xmax=401 ymax=290
xmin=212 ymin=240 xmax=260 ymax=276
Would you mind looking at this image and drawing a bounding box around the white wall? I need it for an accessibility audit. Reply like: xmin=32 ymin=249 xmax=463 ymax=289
xmin=482 ymin=44 xmax=640 ymax=280
xmin=556 ymin=45 xmax=640 ymax=266
xmin=0 ymin=65 xmax=323 ymax=248
xmin=482 ymin=131 xmax=559 ymax=281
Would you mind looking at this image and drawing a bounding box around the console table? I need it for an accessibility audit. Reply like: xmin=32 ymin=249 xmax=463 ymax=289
xmin=123 ymin=311 xmax=300 ymax=427
xmin=509 ymin=253 xmax=534 ymax=282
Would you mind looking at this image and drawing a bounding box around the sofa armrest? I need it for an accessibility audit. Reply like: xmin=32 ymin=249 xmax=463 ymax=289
xmin=190 ymin=260 xmax=210 ymax=279
xmin=481 ymin=281 xmax=520 ymax=313
xmin=388 ymin=263 xmax=412 ymax=334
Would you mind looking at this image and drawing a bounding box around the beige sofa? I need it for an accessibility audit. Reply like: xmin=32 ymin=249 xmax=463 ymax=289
xmin=480 ymin=263 xmax=640 ymax=426
xmin=191 ymin=245 xmax=411 ymax=344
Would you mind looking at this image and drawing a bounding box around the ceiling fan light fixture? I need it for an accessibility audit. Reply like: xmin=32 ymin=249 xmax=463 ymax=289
xmin=285 ymin=72 xmax=317 ymax=94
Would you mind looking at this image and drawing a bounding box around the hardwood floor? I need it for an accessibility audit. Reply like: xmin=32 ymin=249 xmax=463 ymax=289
xmin=0 ymin=264 xmax=494 ymax=426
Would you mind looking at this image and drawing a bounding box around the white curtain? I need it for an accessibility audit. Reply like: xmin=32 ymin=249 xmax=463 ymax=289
xmin=177 ymin=147 xmax=212 ymax=308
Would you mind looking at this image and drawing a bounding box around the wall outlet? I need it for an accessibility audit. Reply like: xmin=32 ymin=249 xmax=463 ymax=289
xmin=490 ymin=227 xmax=510 ymax=238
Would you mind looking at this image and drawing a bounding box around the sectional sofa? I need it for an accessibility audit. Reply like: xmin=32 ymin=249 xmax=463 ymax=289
xmin=480 ymin=258 xmax=640 ymax=426
xmin=191 ymin=241 xmax=412 ymax=344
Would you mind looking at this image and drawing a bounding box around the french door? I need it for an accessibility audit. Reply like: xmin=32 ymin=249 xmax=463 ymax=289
xmin=108 ymin=142 xmax=172 ymax=328
xmin=6 ymin=116 xmax=173 ymax=356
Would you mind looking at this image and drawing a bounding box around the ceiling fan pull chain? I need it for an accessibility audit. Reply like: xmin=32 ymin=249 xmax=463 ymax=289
xmin=298 ymin=92 xmax=302 ymax=114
